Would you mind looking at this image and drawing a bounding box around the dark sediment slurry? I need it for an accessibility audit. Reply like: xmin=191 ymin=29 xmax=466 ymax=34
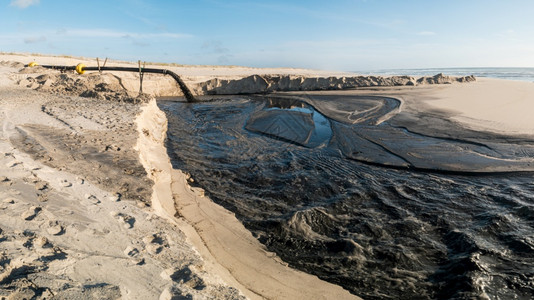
xmin=245 ymin=98 xmax=333 ymax=148
xmin=334 ymin=124 xmax=534 ymax=173
xmin=245 ymin=95 xmax=534 ymax=173
xmin=161 ymin=94 xmax=534 ymax=299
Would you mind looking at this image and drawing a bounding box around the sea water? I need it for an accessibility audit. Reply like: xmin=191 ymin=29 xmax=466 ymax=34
xmin=160 ymin=91 xmax=534 ymax=299
xmin=359 ymin=67 xmax=534 ymax=82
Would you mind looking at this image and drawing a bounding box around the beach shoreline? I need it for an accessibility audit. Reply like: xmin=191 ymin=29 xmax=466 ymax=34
xmin=1 ymin=52 xmax=534 ymax=299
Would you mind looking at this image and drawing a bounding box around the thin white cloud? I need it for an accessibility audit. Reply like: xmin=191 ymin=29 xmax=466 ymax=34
xmin=283 ymin=38 xmax=397 ymax=49
xmin=58 ymin=28 xmax=192 ymax=39
xmin=24 ymin=35 xmax=46 ymax=44
xmin=201 ymin=40 xmax=229 ymax=54
xmin=417 ymin=31 xmax=436 ymax=36
xmin=496 ymin=29 xmax=516 ymax=38
xmin=143 ymin=32 xmax=192 ymax=39
xmin=10 ymin=0 xmax=40 ymax=9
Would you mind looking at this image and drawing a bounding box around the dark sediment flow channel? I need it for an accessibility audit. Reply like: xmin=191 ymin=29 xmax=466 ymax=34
xmin=159 ymin=94 xmax=534 ymax=299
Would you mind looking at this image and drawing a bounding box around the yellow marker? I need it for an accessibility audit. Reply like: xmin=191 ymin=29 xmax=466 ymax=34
xmin=75 ymin=63 xmax=86 ymax=74
xmin=28 ymin=62 xmax=38 ymax=67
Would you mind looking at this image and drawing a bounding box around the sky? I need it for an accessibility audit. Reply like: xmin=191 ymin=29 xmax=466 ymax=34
xmin=1 ymin=0 xmax=534 ymax=71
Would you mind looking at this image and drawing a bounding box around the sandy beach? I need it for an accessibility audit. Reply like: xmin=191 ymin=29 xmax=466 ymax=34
xmin=1 ymin=53 xmax=534 ymax=299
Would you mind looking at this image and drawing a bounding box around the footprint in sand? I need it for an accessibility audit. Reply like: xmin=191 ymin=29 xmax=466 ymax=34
xmin=3 ymin=198 xmax=15 ymax=204
xmin=34 ymin=236 xmax=49 ymax=248
xmin=37 ymin=193 xmax=48 ymax=202
xmin=21 ymin=206 xmax=41 ymax=221
xmin=59 ymin=179 xmax=72 ymax=187
xmin=110 ymin=211 xmax=135 ymax=229
xmin=5 ymin=161 xmax=21 ymax=168
xmin=0 ymin=197 xmax=16 ymax=209
xmin=107 ymin=193 xmax=121 ymax=202
xmin=124 ymin=246 xmax=139 ymax=257
xmin=35 ymin=181 xmax=48 ymax=191
xmin=118 ymin=214 xmax=135 ymax=229
xmin=124 ymin=246 xmax=144 ymax=265
xmin=84 ymin=194 xmax=100 ymax=205
xmin=26 ymin=164 xmax=40 ymax=171
xmin=46 ymin=220 xmax=64 ymax=235
xmin=143 ymin=234 xmax=166 ymax=255
xmin=160 ymin=266 xmax=206 ymax=290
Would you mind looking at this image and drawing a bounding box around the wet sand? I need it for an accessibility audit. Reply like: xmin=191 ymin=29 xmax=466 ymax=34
xmin=1 ymin=52 xmax=534 ymax=299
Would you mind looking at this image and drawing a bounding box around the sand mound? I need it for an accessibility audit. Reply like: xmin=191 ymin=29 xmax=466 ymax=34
xmin=196 ymin=74 xmax=476 ymax=95
xmin=13 ymin=61 xmax=476 ymax=99
xmin=17 ymin=71 xmax=150 ymax=103
xmin=0 ymin=60 xmax=25 ymax=69
xmin=417 ymin=73 xmax=476 ymax=84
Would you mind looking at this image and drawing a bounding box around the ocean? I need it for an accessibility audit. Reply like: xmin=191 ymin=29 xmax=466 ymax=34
xmin=159 ymin=69 xmax=534 ymax=299
xmin=359 ymin=67 xmax=534 ymax=82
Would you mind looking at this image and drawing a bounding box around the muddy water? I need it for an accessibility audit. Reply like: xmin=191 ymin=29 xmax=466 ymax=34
xmin=159 ymin=95 xmax=534 ymax=299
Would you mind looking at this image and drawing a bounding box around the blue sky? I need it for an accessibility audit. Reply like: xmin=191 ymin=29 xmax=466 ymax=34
xmin=1 ymin=0 xmax=533 ymax=71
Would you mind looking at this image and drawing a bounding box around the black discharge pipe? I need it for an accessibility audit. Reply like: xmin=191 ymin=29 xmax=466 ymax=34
xmin=27 ymin=64 xmax=197 ymax=102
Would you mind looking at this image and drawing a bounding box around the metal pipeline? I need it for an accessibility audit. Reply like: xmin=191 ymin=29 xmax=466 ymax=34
xmin=26 ymin=63 xmax=197 ymax=102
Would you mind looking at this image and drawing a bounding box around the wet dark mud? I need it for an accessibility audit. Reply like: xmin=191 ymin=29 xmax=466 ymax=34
xmin=161 ymin=94 xmax=534 ymax=299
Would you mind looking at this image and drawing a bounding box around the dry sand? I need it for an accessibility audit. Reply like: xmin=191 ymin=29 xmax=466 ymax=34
xmin=1 ymin=53 xmax=533 ymax=299
xmin=422 ymin=77 xmax=534 ymax=136
xmin=0 ymin=59 xmax=246 ymax=299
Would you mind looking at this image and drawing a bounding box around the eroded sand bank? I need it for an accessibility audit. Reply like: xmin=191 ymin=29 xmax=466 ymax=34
xmin=136 ymin=99 xmax=356 ymax=300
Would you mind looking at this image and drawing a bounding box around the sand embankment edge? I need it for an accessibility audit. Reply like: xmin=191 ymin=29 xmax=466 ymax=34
xmin=134 ymin=99 xmax=359 ymax=300
xmin=134 ymin=100 xmax=252 ymax=298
